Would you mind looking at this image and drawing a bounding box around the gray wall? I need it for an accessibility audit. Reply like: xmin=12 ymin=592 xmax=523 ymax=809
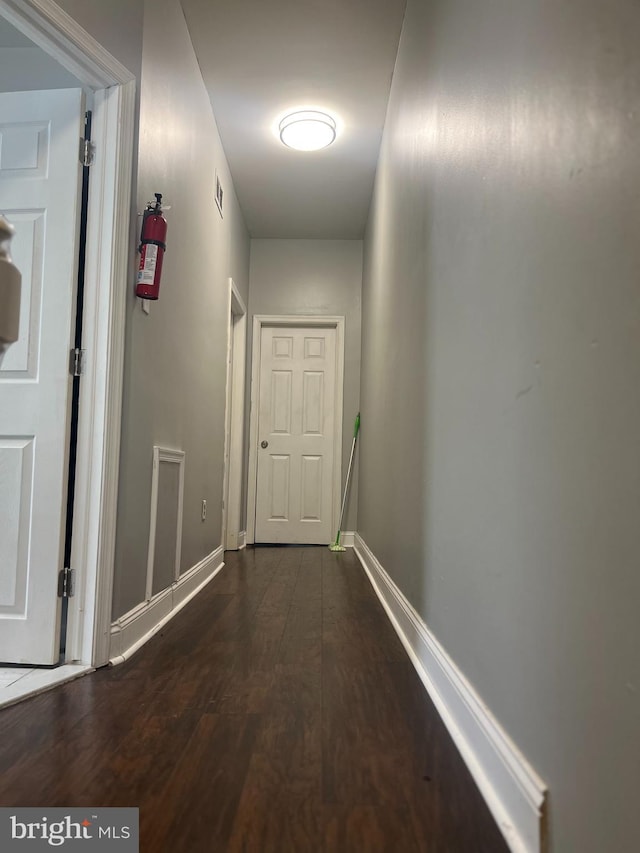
xmin=249 ymin=239 xmax=362 ymax=532
xmin=55 ymin=0 xmax=144 ymax=81
xmin=111 ymin=0 xmax=249 ymax=618
xmin=359 ymin=1 xmax=640 ymax=850
xmin=0 ymin=47 xmax=83 ymax=91
xmin=151 ymin=460 xmax=180 ymax=597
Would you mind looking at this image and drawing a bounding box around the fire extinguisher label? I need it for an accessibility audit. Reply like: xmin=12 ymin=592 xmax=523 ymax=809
xmin=137 ymin=244 xmax=158 ymax=285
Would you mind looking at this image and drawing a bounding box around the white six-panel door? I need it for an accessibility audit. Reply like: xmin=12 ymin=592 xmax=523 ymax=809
xmin=255 ymin=326 xmax=337 ymax=544
xmin=0 ymin=89 xmax=83 ymax=664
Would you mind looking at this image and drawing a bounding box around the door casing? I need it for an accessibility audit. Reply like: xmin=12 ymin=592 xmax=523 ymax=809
xmin=0 ymin=0 xmax=136 ymax=668
xmin=247 ymin=315 xmax=345 ymax=546
xmin=222 ymin=278 xmax=247 ymax=550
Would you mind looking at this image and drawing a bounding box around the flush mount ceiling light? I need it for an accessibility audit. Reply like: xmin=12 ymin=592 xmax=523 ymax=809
xmin=279 ymin=110 xmax=337 ymax=151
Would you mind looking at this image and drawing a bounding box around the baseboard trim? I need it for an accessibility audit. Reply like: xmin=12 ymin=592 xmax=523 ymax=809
xmin=109 ymin=545 xmax=224 ymax=665
xmin=354 ymin=534 xmax=546 ymax=853
xmin=339 ymin=530 xmax=355 ymax=547
xmin=238 ymin=530 xmax=246 ymax=550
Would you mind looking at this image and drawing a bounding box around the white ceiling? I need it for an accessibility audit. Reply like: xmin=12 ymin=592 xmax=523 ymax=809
xmin=180 ymin=0 xmax=407 ymax=239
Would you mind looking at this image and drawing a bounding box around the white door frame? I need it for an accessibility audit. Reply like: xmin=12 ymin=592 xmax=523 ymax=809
xmin=222 ymin=278 xmax=247 ymax=550
xmin=0 ymin=0 xmax=136 ymax=668
xmin=247 ymin=315 xmax=345 ymax=546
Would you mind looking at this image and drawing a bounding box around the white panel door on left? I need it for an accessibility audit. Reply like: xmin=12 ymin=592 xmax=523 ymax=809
xmin=0 ymin=89 xmax=83 ymax=664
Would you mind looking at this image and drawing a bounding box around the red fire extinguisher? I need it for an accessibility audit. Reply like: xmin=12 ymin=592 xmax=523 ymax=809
xmin=136 ymin=193 xmax=167 ymax=300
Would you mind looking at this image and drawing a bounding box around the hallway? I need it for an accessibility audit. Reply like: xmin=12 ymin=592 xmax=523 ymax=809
xmin=0 ymin=547 xmax=506 ymax=851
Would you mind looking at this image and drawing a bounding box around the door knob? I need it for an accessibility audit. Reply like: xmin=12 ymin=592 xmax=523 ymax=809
xmin=261 ymin=440 xmax=269 ymax=449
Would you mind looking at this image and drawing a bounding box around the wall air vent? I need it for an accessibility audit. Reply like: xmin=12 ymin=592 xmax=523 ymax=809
xmin=215 ymin=172 xmax=224 ymax=217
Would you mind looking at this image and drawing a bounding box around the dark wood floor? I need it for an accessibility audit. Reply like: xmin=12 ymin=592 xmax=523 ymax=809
xmin=0 ymin=547 xmax=508 ymax=852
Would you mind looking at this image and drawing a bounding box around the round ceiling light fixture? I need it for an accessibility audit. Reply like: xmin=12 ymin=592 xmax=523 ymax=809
xmin=279 ymin=110 xmax=337 ymax=151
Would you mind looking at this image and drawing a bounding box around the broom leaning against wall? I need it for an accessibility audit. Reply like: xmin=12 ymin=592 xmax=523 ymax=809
xmin=329 ymin=412 xmax=360 ymax=553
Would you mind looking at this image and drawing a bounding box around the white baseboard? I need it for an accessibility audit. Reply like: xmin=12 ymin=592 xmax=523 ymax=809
xmin=354 ymin=535 xmax=546 ymax=853
xmin=238 ymin=530 xmax=246 ymax=550
xmin=109 ymin=545 xmax=224 ymax=665
xmin=339 ymin=530 xmax=355 ymax=547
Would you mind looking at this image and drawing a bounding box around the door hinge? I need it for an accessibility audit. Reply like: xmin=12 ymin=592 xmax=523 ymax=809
xmin=58 ymin=567 xmax=75 ymax=598
xmin=80 ymin=138 xmax=95 ymax=167
xmin=70 ymin=348 xmax=85 ymax=377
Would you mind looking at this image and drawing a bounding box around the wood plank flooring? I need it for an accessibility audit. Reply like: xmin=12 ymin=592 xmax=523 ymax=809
xmin=0 ymin=546 xmax=508 ymax=852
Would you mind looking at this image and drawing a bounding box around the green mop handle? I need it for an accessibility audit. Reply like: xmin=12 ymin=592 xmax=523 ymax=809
xmin=337 ymin=412 xmax=360 ymax=532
